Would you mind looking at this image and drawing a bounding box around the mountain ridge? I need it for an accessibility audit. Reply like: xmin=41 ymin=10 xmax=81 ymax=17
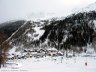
xmin=1 ymin=2 xmax=96 ymax=60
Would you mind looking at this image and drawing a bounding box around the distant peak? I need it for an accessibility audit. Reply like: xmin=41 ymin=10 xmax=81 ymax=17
xmin=74 ymin=2 xmax=96 ymax=14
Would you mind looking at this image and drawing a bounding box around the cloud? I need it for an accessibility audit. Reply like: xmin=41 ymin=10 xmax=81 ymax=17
xmin=0 ymin=0 xmax=96 ymax=23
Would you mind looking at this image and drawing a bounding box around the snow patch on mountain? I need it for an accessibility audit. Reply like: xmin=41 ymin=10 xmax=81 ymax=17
xmin=33 ymin=26 xmax=45 ymax=40
xmin=8 ymin=46 xmax=17 ymax=55
xmin=74 ymin=2 xmax=96 ymax=14
xmin=81 ymin=2 xmax=96 ymax=12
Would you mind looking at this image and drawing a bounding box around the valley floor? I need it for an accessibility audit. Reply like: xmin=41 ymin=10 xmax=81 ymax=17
xmin=0 ymin=55 xmax=96 ymax=72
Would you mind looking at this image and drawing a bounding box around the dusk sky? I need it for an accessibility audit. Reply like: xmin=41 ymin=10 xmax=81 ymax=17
xmin=0 ymin=0 xmax=96 ymax=23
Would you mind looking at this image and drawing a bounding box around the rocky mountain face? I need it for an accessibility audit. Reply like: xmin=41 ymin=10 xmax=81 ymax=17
xmin=1 ymin=3 xmax=96 ymax=60
xmin=40 ymin=11 xmax=96 ymax=50
xmin=0 ymin=20 xmax=26 ymax=47
xmin=5 ymin=11 xmax=96 ymax=55
xmin=0 ymin=20 xmax=25 ymax=37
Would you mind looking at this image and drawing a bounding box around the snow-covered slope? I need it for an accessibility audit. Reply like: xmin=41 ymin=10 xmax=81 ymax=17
xmin=1 ymin=55 xmax=96 ymax=72
xmin=6 ymin=11 xmax=96 ymax=61
xmin=74 ymin=2 xmax=96 ymax=13
xmin=2 ymin=3 xmax=96 ymax=72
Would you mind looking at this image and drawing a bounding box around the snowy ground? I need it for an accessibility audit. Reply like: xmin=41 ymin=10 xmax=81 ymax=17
xmin=0 ymin=56 xmax=96 ymax=72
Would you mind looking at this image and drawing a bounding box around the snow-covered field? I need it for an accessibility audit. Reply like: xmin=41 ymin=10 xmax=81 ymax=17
xmin=0 ymin=56 xmax=96 ymax=72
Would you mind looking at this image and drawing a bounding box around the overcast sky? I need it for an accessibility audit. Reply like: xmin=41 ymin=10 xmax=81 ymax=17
xmin=0 ymin=0 xmax=96 ymax=23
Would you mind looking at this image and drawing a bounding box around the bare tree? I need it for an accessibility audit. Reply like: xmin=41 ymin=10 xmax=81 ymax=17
xmin=0 ymin=32 xmax=9 ymax=68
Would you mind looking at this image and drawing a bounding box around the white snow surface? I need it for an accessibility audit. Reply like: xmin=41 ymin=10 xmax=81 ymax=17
xmin=0 ymin=56 xmax=96 ymax=72
xmin=93 ymin=20 xmax=96 ymax=32
xmin=8 ymin=46 xmax=17 ymax=55
xmin=33 ymin=26 xmax=45 ymax=40
xmin=81 ymin=2 xmax=96 ymax=12
xmin=74 ymin=2 xmax=96 ymax=14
